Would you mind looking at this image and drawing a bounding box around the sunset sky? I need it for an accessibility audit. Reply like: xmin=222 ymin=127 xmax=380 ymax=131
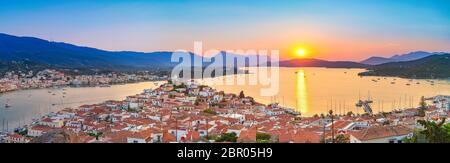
xmin=0 ymin=0 xmax=449 ymax=61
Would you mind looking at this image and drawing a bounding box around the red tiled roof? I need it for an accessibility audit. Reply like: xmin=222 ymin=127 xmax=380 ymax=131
xmin=350 ymin=125 xmax=412 ymax=141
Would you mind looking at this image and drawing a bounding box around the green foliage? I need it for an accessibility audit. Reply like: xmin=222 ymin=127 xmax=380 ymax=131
xmin=205 ymin=135 xmax=217 ymax=141
xmin=324 ymin=134 xmax=349 ymax=143
xmin=346 ymin=111 xmax=354 ymax=117
xmin=419 ymin=96 xmax=427 ymax=110
xmin=402 ymin=130 xmax=427 ymax=143
xmin=203 ymin=109 xmax=217 ymax=115
xmin=89 ymin=132 xmax=103 ymax=140
xmin=15 ymin=128 xmax=28 ymax=136
xmin=215 ymin=133 xmax=238 ymax=142
xmin=359 ymin=53 xmax=450 ymax=78
xmin=256 ymin=132 xmax=272 ymax=143
xmin=174 ymin=83 xmax=186 ymax=89
xmin=444 ymin=123 xmax=450 ymax=135
xmin=417 ymin=119 xmax=449 ymax=143
xmin=127 ymin=107 xmax=139 ymax=113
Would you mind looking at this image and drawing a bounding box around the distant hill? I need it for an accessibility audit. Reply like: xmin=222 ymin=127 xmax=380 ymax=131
xmin=360 ymin=51 xmax=446 ymax=65
xmin=0 ymin=33 xmax=197 ymax=71
xmin=279 ymin=58 xmax=368 ymax=68
xmin=360 ymin=56 xmax=394 ymax=65
xmin=359 ymin=54 xmax=450 ymax=79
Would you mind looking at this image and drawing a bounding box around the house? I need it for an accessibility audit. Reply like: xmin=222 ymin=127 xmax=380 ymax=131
xmin=237 ymin=128 xmax=257 ymax=143
xmin=126 ymin=129 xmax=156 ymax=143
xmin=39 ymin=118 xmax=64 ymax=128
xmin=4 ymin=133 xmax=31 ymax=143
xmin=279 ymin=131 xmax=321 ymax=143
xmin=28 ymin=125 xmax=54 ymax=137
xmin=349 ymin=125 xmax=413 ymax=143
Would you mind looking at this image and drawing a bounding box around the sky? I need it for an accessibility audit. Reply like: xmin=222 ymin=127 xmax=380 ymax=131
xmin=0 ymin=0 xmax=449 ymax=61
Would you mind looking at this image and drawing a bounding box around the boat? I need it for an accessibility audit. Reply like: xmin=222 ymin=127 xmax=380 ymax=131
xmin=416 ymin=82 xmax=420 ymax=84
xmin=48 ymin=91 xmax=52 ymax=93
xmin=391 ymin=82 xmax=395 ymax=84
xmin=99 ymin=84 xmax=111 ymax=88
xmin=52 ymin=93 xmax=56 ymax=96
xmin=63 ymin=92 xmax=67 ymax=95
xmin=4 ymin=99 xmax=11 ymax=108
xmin=406 ymin=83 xmax=411 ymax=86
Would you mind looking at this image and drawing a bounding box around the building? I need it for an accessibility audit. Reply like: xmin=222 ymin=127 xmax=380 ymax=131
xmin=27 ymin=125 xmax=54 ymax=137
xmin=349 ymin=125 xmax=413 ymax=143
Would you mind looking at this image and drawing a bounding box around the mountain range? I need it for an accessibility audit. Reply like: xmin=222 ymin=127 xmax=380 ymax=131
xmin=1 ymin=33 xmax=448 ymax=75
xmin=0 ymin=33 xmax=196 ymax=71
xmin=360 ymin=51 xmax=447 ymax=65
xmin=0 ymin=33 xmax=370 ymax=72
xmin=359 ymin=54 xmax=450 ymax=79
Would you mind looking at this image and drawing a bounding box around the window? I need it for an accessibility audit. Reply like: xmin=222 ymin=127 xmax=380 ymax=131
xmin=133 ymin=140 xmax=138 ymax=143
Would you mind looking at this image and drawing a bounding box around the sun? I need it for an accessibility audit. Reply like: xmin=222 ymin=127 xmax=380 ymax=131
xmin=296 ymin=48 xmax=307 ymax=57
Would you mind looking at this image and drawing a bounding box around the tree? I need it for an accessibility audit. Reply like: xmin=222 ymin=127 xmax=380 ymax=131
xmin=239 ymin=91 xmax=245 ymax=99
xmin=203 ymin=109 xmax=217 ymax=115
xmin=419 ymin=96 xmax=427 ymax=109
xmin=444 ymin=123 xmax=450 ymax=135
xmin=328 ymin=110 xmax=335 ymax=143
xmin=403 ymin=129 xmax=427 ymax=143
xmin=194 ymin=99 xmax=200 ymax=106
xmin=346 ymin=111 xmax=354 ymax=117
xmin=331 ymin=134 xmax=349 ymax=143
xmin=216 ymin=133 xmax=238 ymax=142
xmin=320 ymin=113 xmax=326 ymax=143
xmin=256 ymin=132 xmax=272 ymax=143
xmin=417 ymin=118 xmax=449 ymax=143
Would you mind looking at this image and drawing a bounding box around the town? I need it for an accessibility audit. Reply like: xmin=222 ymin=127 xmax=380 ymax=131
xmin=0 ymin=69 xmax=168 ymax=94
xmin=1 ymin=80 xmax=449 ymax=143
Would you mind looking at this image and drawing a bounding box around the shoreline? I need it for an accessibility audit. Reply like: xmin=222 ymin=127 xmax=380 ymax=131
xmin=0 ymin=79 xmax=166 ymax=95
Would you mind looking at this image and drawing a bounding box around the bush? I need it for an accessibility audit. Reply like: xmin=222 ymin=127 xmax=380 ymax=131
xmin=215 ymin=133 xmax=237 ymax=142
xmin=203 ymin=109 xmax=217 ymax=115
xmin=256 ymin=132 xmax=271 ymax=141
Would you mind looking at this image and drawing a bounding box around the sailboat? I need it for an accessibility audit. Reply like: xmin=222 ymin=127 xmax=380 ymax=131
xmin=4 ymin=99 xmax=11 ymax=108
